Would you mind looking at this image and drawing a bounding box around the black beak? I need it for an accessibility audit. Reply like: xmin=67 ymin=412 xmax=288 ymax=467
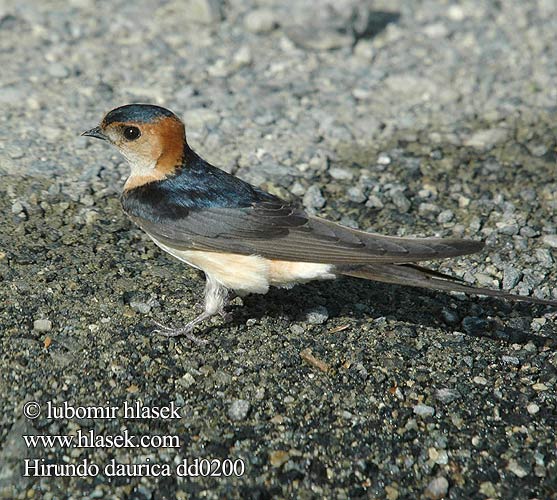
xmin=81 ymin=126 xmax=108 ymax=141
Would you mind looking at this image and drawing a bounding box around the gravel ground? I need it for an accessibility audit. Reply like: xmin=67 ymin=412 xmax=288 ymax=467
xmin=1 ymin=0 xmax=557 ymax=498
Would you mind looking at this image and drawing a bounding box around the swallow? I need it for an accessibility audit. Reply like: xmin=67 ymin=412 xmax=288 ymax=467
xmin=83 ymin=104 xmax=556 ymax=342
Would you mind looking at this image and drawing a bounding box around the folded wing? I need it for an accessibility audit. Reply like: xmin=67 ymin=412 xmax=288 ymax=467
xmin=126 ymin=199 xmax=484 ymax=264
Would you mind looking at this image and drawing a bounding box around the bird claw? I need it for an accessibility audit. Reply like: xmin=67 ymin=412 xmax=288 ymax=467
xmin=152 ymin=320 xmax=209 ymax=345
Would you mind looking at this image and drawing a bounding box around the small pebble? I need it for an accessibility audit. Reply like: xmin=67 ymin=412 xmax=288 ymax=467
xmin=447 ymin=5 xmax=465 ymax=21
xmin=129 ymin=300 xmax=151 ymax=314
xmin=441 ymin=309 xmax=458 ymax=325
xmin=536 ymin=248 xmax=553 ymax=267
xmin=419 ymin=203 xmax=440 ymax=216
xmin=244 ymin=8 xmax=277 ymax=33
xmin=228 ymin=399 xmax=250 ymax=421
xmin=428 ymin=448 xmax=448 ymax=465
xmin=496 ymin=223 xmax=519 ymax=235
xmin=185 ymin=0 xmax=223 ymax=24
xmin=347 ymin=186 xmax=366 ymax=203
xmin=33 ymin=319 xmax=52 ymax=332
xmin=424 ymin=476 xmax=449 ymax=499
xmin=391 ymin=190 xmax=411 ymax=213
xmin=502 ymin=355 xmax=520 ymax=365
xmin=435 ymin=388 xmax=460 ymax=403
xmin=377 ymin=154 xmax=391 ymax=165
xmin=462 ymin=316 xmax=488 ymax=335
xmin=303 ymin=185 xmax=326 ymax=211
xmin=329 ymin=167 xmax=353 ymax=180
xmin=305 ymin=306 xmax=329 ymax=325
xmin=290 ymin=324 xmax=305 ymax=335
xmin=413 ymin=404 xmax=435 ymax=417
xmin=542 ymin=234 xmax=557 ymax=248
xmin=180 ymin=373 xmax=196 ymax=388
xmin=507 ymin=459 xmax=528 ymax=478
xmin=269 ymin=450 xmax=289 ymax=467
xmin=532 ymin=383 xmax=548 ymax=391
xmin=48 ymin=63 xmax=70 ymax=79
xmin=353 ymin=40 xmax=373 ymax=60
xmin=527 ymin=403 xmax=539 ymax=415
xmin=233 ymin=46 xmax=252 ymax=67
xmin=503 ymin=267 xmax=522 ymax=289
xmin=437 ymin=209 xmax=454 ymax=223
xmin=479 ymin=482 xmax=497 ymax=497
xmin=385 ymin=485 xmax=399 ymax=500
xmin=366 ymin=194 xmax=384 ymax=209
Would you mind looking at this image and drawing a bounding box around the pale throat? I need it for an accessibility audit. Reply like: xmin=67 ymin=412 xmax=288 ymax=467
xmin=122 ymin=150 xmax=166 ymax=190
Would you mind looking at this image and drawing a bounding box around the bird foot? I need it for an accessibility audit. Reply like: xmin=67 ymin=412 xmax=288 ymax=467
xmin=152 ymin=320 xmax=209 ymax=345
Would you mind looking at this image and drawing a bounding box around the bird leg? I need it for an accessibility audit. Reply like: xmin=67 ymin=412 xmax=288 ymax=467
xmin=153 ymin=275 xmax=229 ymax=343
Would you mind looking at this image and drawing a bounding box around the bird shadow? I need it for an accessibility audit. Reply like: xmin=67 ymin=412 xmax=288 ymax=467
xmin=225 ymin=277 xmax=557 ymax=348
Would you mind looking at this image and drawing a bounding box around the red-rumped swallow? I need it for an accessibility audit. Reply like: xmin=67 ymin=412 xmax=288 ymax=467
xmin=83 ymin=104 xmax=556 ymax=342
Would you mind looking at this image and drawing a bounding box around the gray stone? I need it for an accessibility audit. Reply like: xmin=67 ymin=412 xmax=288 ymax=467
xmin=48 ymin=63 xmax=70 ymax=79
xmin=339 ymin=216 xmax=358 ymax=228
xmin=535 ymin=248 xmax=553 ymax=267
xmin=423 ymin=23 xmax=448 ymax=38
xmin=347 ymin=186 xmax=366 ymax=203
xmin=441 ymin=309 xmax=458 ymax=325
xmin=228 ymin=400 xmax=250 ymax=421
xmin=497 ymin=223 xmax=519 ymax=235
xmin=33 ymin=319 xmax=52 ymax=332
xmin=303 ymin=185 xmax=326 ymax=211
xmin=503 ymin=267 xmax=522 ymax=289
xmin=232 ymin=46 xmax=252 ymax=68
xmin=290 ymin=181 xmax=306 ymax=197
xmin=286 ymin=27 xmax=351 ymax=51
xmin=366 ymin=195 xmax=384 ymax=209
xmin=419 ymin=203 xmax=440 ymax=216
xmin=244 ymin=9 xmax=277 ymax=33
xmin=329 ymin=167 xmax=353 ymax=180
xmin=437 ymin=209 xmax=454 ymax=223
xmin=305 ymin=306 xmax=329 ymax=325
xmin=424 ymin=476 xmax=449 ymax=499
xmin=413 ymin=404 xmax=435 ymax=417
xmin=435 ymin=388 xmax=460 ymax=403
xmin=507 ymin=459 xmax=529 ymax=478
xmin=502 ymin=355 xmax=520 ymax=365
xmin=353 ymin=40 xmax=373 ymax=60
xmin=542 ymin=234 xmax=557 ymax=248
xmin=129 ymin=300 xmax=151 ymax=314
xmin=520 ymin=226 xmax=538 ymax=238
xmin=462 ymin=316 xmax=488 ymax=335
xmin=290 ymin=324 xmax=305 ymax=335
xmin=377 ymin=154 xmax=391 ymax=166
xmin=391 ymin=190 xmax=411 ymax=213
xmin=464 ymin=128 xmax=507 ymax=149
xmin=183 ymin=0 xmax=223 ymax=24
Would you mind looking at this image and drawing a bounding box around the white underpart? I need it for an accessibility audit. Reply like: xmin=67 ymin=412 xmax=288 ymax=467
xmin=149 ymin=236 xmax=336 ymax=295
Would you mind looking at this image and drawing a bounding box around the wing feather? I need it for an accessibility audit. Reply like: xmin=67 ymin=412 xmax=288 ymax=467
xmin=126 ymin=200 xmax=484 ymax=264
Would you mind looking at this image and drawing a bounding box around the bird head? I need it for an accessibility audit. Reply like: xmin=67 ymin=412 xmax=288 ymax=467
xmin=83 ymin=104 xmax=186 ymax=189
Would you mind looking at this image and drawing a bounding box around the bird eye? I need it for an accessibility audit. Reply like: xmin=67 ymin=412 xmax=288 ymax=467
xmin=123 ymin=126 xmax=141 ymax=141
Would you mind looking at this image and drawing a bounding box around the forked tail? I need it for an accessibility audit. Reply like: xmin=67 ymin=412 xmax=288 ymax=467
xmin=339 ymin=263 xmax=557 ymax=306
